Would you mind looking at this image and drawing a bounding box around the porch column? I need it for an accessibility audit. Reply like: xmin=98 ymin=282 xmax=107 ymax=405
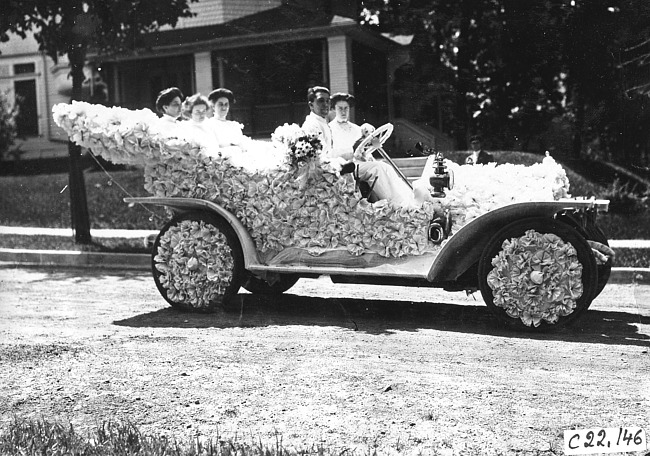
xmin=194 ymin=51 xmax=213 ymax=96
xmin=327 ymin=35 xmax=353 ymax=95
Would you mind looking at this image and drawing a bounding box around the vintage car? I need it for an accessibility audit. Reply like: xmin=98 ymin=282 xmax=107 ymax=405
xmin=53 ymin=102 xmax=613 ymax=331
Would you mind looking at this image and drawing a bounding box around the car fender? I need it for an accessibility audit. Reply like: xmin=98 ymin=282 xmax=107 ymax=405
xmin=427 ymin=200 xmax=608 ymax=283
xmin=124 ymin=196 xmax=261 ymax=268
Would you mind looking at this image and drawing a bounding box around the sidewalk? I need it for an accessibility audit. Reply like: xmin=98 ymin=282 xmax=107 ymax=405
xmin=0 ymin=226 xmax=648 ymax=283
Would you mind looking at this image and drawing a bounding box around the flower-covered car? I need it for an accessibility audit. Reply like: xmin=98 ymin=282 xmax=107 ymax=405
xmin=53 ymin=102 xmax=613 ymax=331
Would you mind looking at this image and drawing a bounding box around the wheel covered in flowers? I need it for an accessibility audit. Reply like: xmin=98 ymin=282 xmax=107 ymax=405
xmin=478 ymin=217 xmax=598 ymax=330
xmin=151 ymin=211 xmax=245 ymax=312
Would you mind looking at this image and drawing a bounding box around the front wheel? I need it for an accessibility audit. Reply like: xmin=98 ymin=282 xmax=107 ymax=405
xmin=478 ymin=217 xmax=598 ymax=330
xmin=151 ymin=211 xmax=244 ymax=312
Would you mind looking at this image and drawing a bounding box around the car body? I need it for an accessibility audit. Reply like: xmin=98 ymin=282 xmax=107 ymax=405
xmin=53 ymin=102 xmax=613 ymax=331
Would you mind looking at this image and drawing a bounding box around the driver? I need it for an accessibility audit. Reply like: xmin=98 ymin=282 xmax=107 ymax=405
xmin=301 ymin=87 xmax=416 ymax=206
xmin=329 ymin=93 xmax=375 ymax=159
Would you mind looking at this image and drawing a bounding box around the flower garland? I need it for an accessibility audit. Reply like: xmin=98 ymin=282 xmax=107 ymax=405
xmin=486 ymin=229 xmax=584 ymax=327
xmin=418 ymin=157 xmax=572 ymax=228
xmin=154 ymin=219 xmax=234 ymax=309
xmin=52 ymin=102 xmax=572 ymax=261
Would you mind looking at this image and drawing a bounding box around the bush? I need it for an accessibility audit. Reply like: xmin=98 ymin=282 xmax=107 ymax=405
xmin=597 ymin=179 xmax=649 ymax=214
xmin=0 ymin=89 xmax=19 ymax=160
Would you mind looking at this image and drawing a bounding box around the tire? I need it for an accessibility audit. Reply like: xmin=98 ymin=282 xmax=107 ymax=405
xmin=151 ymin=211 xmax=244 ymax=312
xmin=241 ymin=273 xmax=299 ymax=295
xmin=584 ymin=223 xmax=612 ymax=300
xmin=478 ymin=217 xmax=598 ymax=330
xmin=557 ymin=213 xmax=612 ymax=300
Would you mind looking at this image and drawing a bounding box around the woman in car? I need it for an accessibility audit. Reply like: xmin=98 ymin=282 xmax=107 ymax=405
xmin=177 ymin=93 xmax=221 ymax=156
xmin=207 ymin=88 xmax=251 ymax=150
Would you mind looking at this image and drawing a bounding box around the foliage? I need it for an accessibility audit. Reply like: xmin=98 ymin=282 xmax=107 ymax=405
xmin=359 ymin=0 xmax=650 ymax=165
xmin=0 ymin=417 xmax=336 ymax=456
xmin=0 ymin=0 xmax=197 ymax=243
xmin=0 ymin=90 xmax=19 ymax=160
xmin=596 ymin=179 xmax=649 ymax=214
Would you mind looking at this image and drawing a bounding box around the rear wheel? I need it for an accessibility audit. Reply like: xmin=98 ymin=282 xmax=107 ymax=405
xmin=478 ymin=217 xmax=598 ymax=330
xmin=151 ymin=211 xmax=244 ymax=312
xmin=241 ymin=273 xmax=299 ymax=295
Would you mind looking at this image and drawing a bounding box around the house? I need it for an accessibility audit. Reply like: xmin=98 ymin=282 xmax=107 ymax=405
xmin=0 ymin=0 xmax=453 ymax=156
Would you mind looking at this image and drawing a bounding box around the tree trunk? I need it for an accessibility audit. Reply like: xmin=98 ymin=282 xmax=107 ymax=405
xmin=68 ymin=44 xmax=92 ymax=244
xmin=572 ymin=87 xmax=584 ymax=160
xmin=454 ymin=0 xmax=474 ymax=149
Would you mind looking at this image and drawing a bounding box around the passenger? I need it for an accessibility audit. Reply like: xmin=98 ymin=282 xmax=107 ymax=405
xmin=154 ymin=87 xmax=184 ymax=126
xmin=301 ymin=87 xmax=415 ymax=206
xmin=207 ymin=88 xmax=250 ymax=149
xmin=178 ymin=93 xmax=221 ymax=156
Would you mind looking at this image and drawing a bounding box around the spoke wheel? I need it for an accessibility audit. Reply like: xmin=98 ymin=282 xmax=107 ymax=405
xmin=151 ymin=211 xmax=244 ymax=313
xmin=478 ymin=217 xmax=598 ymax=330
xmin=241 ymin=273 xmax=299 ymax=295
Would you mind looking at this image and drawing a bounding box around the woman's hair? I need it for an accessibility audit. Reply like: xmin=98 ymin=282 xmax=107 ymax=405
xmin=208 ymin=88 xmax=235 ymax=104
xmin=155 ymin=87 xmax=183 ymax=114
xmin=182 ymin=93 xmax=210 ymax=118
xmin=330 ymin=92 xmax=355 ymax=107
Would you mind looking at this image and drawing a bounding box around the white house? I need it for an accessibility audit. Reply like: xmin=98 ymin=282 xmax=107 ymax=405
xmin=0 ymin=0 xmax=413 ymax=143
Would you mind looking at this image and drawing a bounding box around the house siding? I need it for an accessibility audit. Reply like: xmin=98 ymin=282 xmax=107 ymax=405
xmin=166 ymin=0 xmax=282 ymax=28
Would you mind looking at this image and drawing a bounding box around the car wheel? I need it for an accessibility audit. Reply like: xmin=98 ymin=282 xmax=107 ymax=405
xmin=557 ymin=213 xmax=612 ymax=300
xmin=241 ymin=273 xmax=299 ymax=295
xmin=151 ymin=211 xmax=244 ymax=312
xmin=584 ymin=223 xmax=612 ymax=300
xmin=478 ymin=217 xmax=598 ymax=330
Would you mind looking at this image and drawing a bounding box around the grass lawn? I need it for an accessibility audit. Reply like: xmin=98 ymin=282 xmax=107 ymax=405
xmin=0 ymin=168 xmax=167 ymax=230
xmin=1 ymin=417 xmax=321 ymax=456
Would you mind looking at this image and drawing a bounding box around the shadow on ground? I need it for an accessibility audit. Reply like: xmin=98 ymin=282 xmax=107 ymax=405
xmin=114 ymin=291 xmax=650 ymax=347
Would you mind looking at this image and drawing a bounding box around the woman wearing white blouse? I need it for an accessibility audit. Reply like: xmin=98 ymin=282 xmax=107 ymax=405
xmin=207 ymin=88 xmax=249 ymax=149
xmin=176 ymin=93 xmax=222 ymax=156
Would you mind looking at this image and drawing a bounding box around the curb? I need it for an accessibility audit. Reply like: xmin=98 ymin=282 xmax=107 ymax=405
xmin=0 ymin=248 xmax=149 ymax=270
xmin=1 ymin=248 xmax=648 ymax=284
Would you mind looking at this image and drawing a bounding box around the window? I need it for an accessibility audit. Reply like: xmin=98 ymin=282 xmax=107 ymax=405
xmin=14 ymin=63 xmax=36 ymax=75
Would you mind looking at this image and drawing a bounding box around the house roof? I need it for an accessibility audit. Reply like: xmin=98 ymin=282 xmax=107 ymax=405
xmin=101 ymin=3 xmax=400 ymax=61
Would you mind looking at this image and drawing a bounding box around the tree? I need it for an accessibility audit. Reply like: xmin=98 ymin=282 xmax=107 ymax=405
xmin=0 ymin=89 xmax=19 ymax=160
xmin=356 ymin=0 xmax=624 ymax=152
xmin=0 ymin=0 xmax=196 ymax=243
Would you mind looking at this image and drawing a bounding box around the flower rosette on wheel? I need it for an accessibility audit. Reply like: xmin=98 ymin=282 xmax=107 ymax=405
xmin=486 ymin=229 xmax=584 ymax=327
xmin=154 ymin=218 xmax=235 ymax=310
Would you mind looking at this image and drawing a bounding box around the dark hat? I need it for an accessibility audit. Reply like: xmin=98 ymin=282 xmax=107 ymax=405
xmin=330 ymin=92 xmax=355 ymax=107
xmin=469 ymin=134 xmax=482 ymax=143
xmin=208 ymin=88 xmax=235 ymax=104
xmin=155 ymin=87 xmax=183 ymax=114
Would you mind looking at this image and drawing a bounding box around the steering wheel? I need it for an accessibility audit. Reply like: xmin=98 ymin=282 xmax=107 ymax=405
xmin=354 ymin=123 xmax=394 ymax=162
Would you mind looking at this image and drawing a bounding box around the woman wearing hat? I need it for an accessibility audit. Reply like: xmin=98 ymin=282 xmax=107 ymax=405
xmin=153 ymin=87 xmax=184 ymax=133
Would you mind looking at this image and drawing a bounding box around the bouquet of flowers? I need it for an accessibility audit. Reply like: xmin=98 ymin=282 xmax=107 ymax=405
xmin=271 ymin=123 xmax=323 ymax=169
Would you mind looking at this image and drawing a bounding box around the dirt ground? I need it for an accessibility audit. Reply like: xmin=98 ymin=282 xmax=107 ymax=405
xmin=0 ymin=266 xmax=649 ymax=455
